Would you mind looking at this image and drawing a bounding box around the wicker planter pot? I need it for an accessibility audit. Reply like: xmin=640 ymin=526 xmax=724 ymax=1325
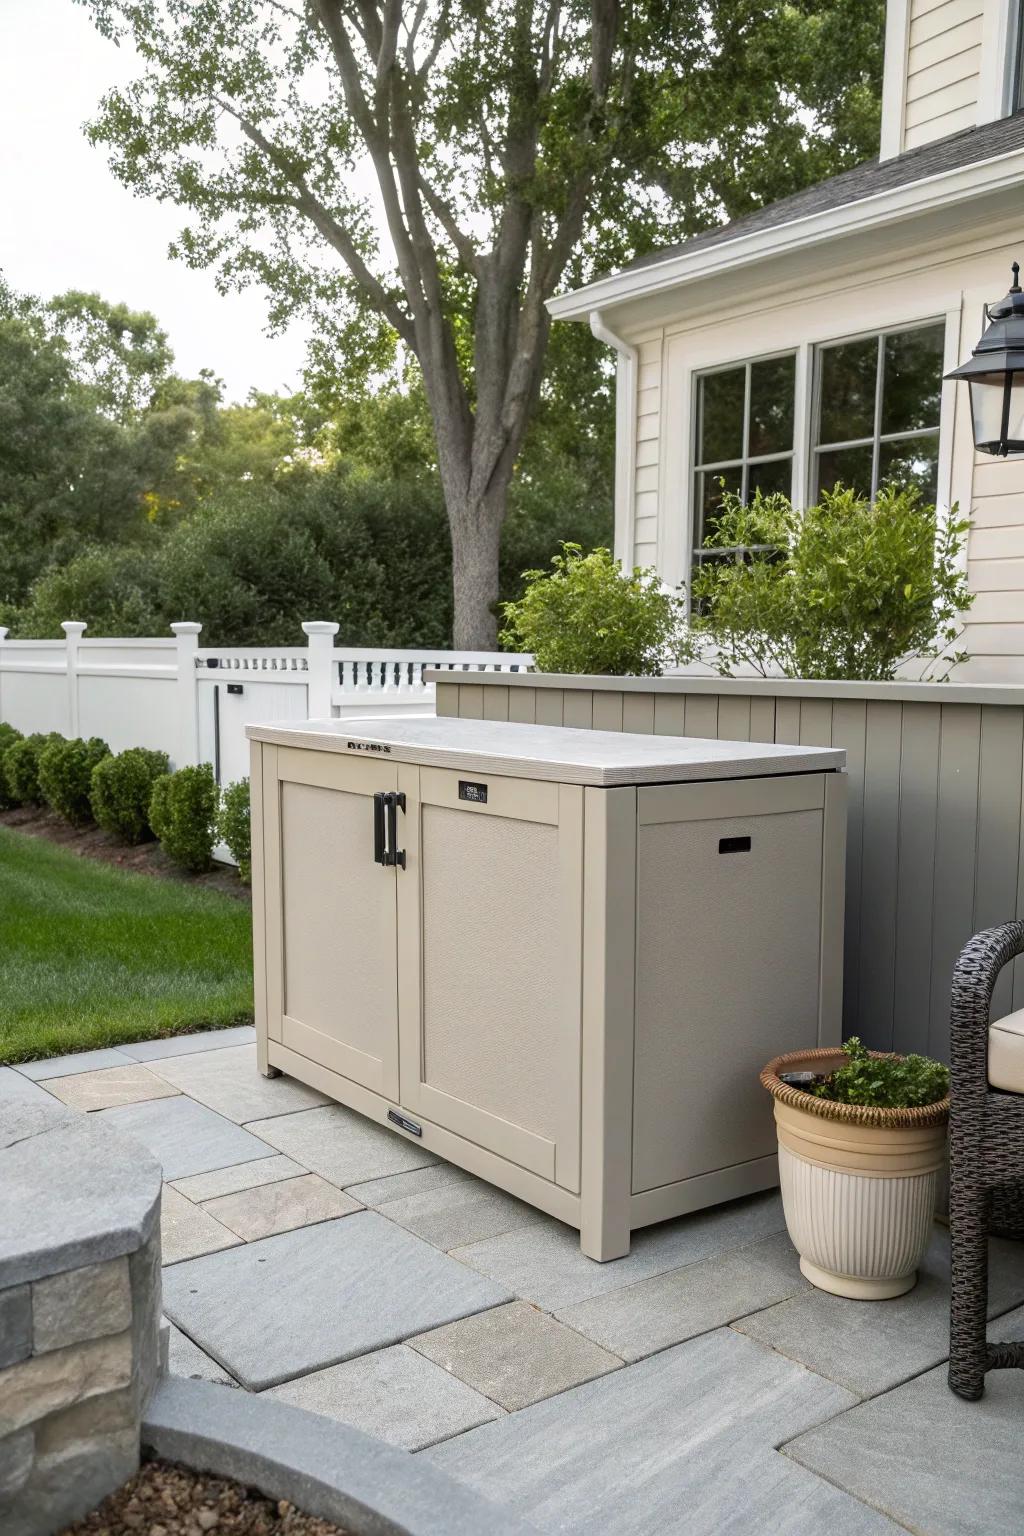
xmin=761 ymin=1048 xmax=950 ymax=1300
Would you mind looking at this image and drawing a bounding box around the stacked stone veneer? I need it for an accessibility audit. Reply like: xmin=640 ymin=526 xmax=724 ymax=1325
xmin=0 ymin=1101 xmax=163 ymax=1536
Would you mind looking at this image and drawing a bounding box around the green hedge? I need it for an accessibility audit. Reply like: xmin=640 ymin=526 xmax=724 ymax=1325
xmin=149 ymin=763 xmax=219 ymax=872
xmin=0 ymin=723 xmax=24 ymax=810
xmin=217 ymin=778 xmax=251 ymax=884
xmin=38 ymin=736 xmax=111 ymax=826
xmin=4 ymin=733 xmax=62 ymax=806
xmin=90 ymin=747 xmax=170 ymax=844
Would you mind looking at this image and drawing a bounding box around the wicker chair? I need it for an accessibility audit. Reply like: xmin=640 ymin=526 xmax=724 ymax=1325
xmin=948 ymin=921 xmax=1024 ymax=1399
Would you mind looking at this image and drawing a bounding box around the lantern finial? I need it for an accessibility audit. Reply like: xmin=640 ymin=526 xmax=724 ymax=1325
xmin=1012 ymin=261 xmax=1021 ymax=293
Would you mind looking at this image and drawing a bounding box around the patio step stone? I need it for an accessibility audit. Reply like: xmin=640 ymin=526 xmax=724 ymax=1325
xmin=161 ymin=1210 xmax=513 ymax=1390
xmin=0 ymin=1069 xmax=61 ymax=1108
xmin=119 ymin=1025 xmax=256 ymax=1061
xmin=143 ymin=1044 xmax=329 ymax=1124
xmin=164 ymin=1322 xmax=238 ymax=1388
xmin=451 ymin=1190 xmax=785 ymax=1312
xmin=733 ymin=1225 xmax=1024 ymax=1398
xmin=201 ymin=1173 xmax=361 ymax=1242
xmin=246 ymin=1103 xmax=438 ymax=1187
xmin=43 ymin=1064 xmax=179 ymax=1113
xmin=346 ymin=1162 xmax=481 ymax=1208
xmin=410 ymin=1301 xmax=622 ymax=1412
xmin=160 ymin=1187 xmax=241 ymax=1266
xmin=555 ymin=1229 xmax=808 ymax=1363
xmin=424 ymin=1324 xmax=901 ymax=1535
xmin=15 ymin=1048 xmax=134 ymax=1081
xmin=94 ymin=1097 xmax=272 ymax=1181
xmin=783 ymin=1305 xmax=1024 ymax=1536
xmin=265 ymin=1342 xmax=503 ymax=1452
xmin=169 ymin=1154 xmax=307 ymax=1204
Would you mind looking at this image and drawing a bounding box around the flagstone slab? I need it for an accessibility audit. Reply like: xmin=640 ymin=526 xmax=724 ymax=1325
xmin=161 ymin=1211 xmax=513 ymax=1390
xmin=203 ymin=1174 xmax=361 ymax=1241
xmin=165 ymin=1322 xmax=238 ymax=1387
xmin=161 ymin=1186 xmax=241 ymax=1266
xmin=347 ymin=1163 xmax=492 ymax=1208
xmin=266 ymin=1344 xmax=503 ymax=1452
xmin=145 ymin=1045 xmax=329 ymax=1123
xmin=425 ymin=1326 xmax=898 ymax=1535
xmin=734 ymin=1227 xmax=1024 ymax=1398
xmin=15 ymin=1048 xmax=134 ymax=1080
xmin=378 ymin=1178 xmax=546 ymax=1252
xmin=0 ymin=1068 xmax=60 ymax=1107
xmin=784 ymin=1307 xmax=1024 ymax=1536
xmin=120 ymin=1026 xmax=256 ymax=1061
xmin=247 ymin=1104 xmax=438 ymax=1188
xmin=43 ymin=1063 xmax=180 ymax=1112
xmin=452 ymin=1192 xmax=785 ymax=1312
xmin=411 ymin=1301 xmax=621 ymax=1412
xmin=95 ymin=1097 xmax=273 ymax=1181
xmin=556 ymin=1231 xmax=807 ymax=1363
xmin=171 ymin=1155 xmax=308 ymax=1204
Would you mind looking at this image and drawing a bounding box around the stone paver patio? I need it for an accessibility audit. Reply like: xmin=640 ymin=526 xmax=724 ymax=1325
xmin=6 ymin=1030 xmax=1024 ymax=1534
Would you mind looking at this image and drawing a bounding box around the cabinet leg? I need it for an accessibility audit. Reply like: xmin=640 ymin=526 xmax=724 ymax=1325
xmin=261 ymin=1065 xmax=282 ymax=1079
xmin=579 ymin=1205 xmax=631 ymax=1262
xmin=256 ymin=1032 xmax=280 ymax=1078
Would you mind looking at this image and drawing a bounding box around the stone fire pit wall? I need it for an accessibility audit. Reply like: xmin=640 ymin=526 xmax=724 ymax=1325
xmin=0 ymin=1100 xmax=163 ymax=1536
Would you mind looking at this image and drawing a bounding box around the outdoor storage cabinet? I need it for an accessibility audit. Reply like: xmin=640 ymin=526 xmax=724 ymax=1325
xmin=247 ymin=717 xmax=847 ymax=1259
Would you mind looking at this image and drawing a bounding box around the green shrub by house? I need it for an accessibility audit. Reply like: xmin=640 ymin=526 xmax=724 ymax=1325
xmin=4 ymin=733 xmax=63 ymax=806
xmin=0 ymin=723 xmax=24 ymax=810
xmin=500 ymin=544 xmax=688 ymax=675
xmin=90 ymin=747 xmax=170 ymax=844
xmin=811 ymin=1037 xmax=949 ymax=1110
xmin=217 ymin=777 xmax=251 ymax=884
xmin=149 ymin=763 xmax=219 ymax=873
xmin=687 ymin=484 xmax=972 ymax=681
xmin=38 ymin=736 xmax=111 ymax=826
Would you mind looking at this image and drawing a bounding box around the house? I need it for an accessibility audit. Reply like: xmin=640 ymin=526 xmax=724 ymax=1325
xmin=550 ymin=0 xmax=1024 ymax=681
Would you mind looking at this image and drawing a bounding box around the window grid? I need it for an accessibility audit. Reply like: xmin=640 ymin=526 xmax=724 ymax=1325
xmin=810 ymin=321 xmax=943 ymax=503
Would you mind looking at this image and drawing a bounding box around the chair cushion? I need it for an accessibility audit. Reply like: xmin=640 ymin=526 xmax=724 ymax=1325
xmin=989 ymin=1008 xmax=1024 ymax=1093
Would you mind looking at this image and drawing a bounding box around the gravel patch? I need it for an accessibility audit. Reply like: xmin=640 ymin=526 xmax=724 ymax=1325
xmin=60 ymin=1457 xmax=351 ymax=1536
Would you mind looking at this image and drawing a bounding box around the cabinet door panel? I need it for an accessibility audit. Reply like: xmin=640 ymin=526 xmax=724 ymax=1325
xmin=398 ymin=769 xmax=582 ymax=1190
xmin=633 ymin=778 xmax=825 ymax=1193
xmin=266 ymin=752 xmax=400 ymax=1098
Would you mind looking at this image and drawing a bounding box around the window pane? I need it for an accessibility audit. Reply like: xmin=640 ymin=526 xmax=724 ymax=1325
xmin=881 ymin=325 xmax=944 ymax=435
xmin=878 ymin=433 xmax=939 ymax=503
xmin=748 ymin=456 xmax=793 ymax=501
xmin=749 ymin=357 xmax=795 ymax=456
xmin=818 ymin=337 xmax=877 ymax=444
xmin=697 ymin=368 xmax=745 ymax=464
xmin=694 ymin=467 xmax=742 ymax=549
xmin=815 ymin=443 xmax=873 ymax=500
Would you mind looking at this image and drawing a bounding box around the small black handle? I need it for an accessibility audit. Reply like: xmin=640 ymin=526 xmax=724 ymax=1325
xmin=385 ymin=791 xmax=406 ymax=869
xmin=373 ymin=792 xmax=386 ymax=865
xmin=719 ymin=835 xmax=752 ymax=854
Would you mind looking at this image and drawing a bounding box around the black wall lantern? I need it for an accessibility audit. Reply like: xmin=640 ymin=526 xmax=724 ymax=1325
xmin=946 ymin=262 xmax=1024 ymax=456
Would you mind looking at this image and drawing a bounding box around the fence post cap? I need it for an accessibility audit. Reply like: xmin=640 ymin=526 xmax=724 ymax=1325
xmin=0 ymin=627 xmax=7 ymax=641
xmin=61 ymin=621 xmax=88 ymax=637
xmin=170 ymin=622 xmax=203 ymax=637
xmin=302 ymin=621 xmax=341 ymax=637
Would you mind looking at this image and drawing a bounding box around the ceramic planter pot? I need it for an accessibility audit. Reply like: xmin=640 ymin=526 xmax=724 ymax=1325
xmin=761 ymin=1048 xmax=950 ymax=1300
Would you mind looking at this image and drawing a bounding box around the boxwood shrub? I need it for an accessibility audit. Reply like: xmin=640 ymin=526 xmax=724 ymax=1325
xmin=4 ymin=732 xmax=63 ymax=806
xmin=149 ymin=763 xmax=219 ymax=872
xmin=38 ymin=736 xmax=112 ymax=826
xmin=217 ymin=777 xmax=251 ymax=883
xmin=90 ymin=747 xmax=170 ymax=844
xmin=0 ymin=723 xmax=24 ymax=810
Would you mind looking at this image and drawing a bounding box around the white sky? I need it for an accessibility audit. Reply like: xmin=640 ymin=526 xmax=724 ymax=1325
xmin=0 ymin=0 xmax=312 ymax=401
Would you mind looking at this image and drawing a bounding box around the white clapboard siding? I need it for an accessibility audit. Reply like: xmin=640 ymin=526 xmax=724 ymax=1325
xmin=901 ymin=0 xmax=983 ymax=150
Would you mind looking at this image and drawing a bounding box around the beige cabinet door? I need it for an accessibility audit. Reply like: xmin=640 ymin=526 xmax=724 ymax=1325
xmin=632 ymin=774 xmax=827 ymax=1194
xmin=397 ymin=766 xmax=583 ymax=1191
xmin=264 ymin=746 xmax=401 ymax=1098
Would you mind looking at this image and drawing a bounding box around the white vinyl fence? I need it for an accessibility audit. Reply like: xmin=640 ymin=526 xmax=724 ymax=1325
xmin=0 ymin=619 xmax=533 ymax=792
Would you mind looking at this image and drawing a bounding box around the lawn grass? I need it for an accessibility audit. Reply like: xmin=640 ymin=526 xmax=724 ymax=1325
xmin=0 ymin=826 xmax=253 ymax=1063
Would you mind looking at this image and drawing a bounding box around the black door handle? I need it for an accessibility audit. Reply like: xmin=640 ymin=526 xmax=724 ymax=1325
xmin=372 ymin=792 xmax=386 ymax=865
xmin=385 ymin=790 xmax=406 ymax=869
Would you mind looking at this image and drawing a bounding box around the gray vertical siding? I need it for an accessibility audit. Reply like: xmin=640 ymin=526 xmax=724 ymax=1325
xmin=434 ymin=675 xmax=1024 ymax=1059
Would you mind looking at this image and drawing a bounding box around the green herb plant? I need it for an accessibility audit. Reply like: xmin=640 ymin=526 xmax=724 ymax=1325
xmin=812 ymin=1037 xmax=949 ymax=1110
xmin=500 ymin=544 xmax=688 ymax=675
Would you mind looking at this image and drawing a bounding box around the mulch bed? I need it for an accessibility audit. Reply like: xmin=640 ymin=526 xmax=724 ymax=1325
xmin=0 ymin=807 xmax=249 ymax=903
xmin=61 ymin=1458 xmax=350 ymax=1536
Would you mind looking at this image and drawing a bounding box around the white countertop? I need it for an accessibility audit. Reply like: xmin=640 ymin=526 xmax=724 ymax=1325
xmin=246 ymin=716 xmax=845 ymax=787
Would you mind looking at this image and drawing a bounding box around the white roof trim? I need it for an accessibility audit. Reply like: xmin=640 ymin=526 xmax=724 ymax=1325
xmin=548 ymin=142 xmax=1024 ymax=320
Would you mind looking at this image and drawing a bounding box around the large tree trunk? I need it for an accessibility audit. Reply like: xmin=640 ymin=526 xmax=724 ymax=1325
xmin=448 ymin=489 xmax=506 ymax=650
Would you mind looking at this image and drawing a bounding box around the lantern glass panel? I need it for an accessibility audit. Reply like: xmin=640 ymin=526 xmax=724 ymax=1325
xmin=967 ymin=371 xmax=1024 ymax=454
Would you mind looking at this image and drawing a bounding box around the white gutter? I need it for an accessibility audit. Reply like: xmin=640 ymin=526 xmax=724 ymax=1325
xmin=550 ymin=143 xmax=1024 ymax=320
xmin=590 ymin=310 xmax=638 ymax=568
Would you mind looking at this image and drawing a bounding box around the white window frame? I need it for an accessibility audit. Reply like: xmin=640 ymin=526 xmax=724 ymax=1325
xmin=809 ymin=318 xmax=947 ymax=504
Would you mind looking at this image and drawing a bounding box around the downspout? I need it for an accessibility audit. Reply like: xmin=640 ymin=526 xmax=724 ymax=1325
xmin=590 ymin=310 xmax=638 ymax=569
